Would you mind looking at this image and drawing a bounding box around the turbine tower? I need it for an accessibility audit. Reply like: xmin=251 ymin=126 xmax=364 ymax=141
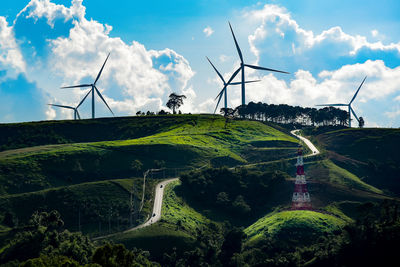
xmin=216 ymin=22 xmax=290 ymax=107
xmin=48 ymin=104 xmax=81 ymax=120
xmin=316 ymin=76 xmax=367 ymax=127
xmin=206 ymin=57 xmax=260 ymax=114
xmin=61 ymin=53 xmax=114 ymax=119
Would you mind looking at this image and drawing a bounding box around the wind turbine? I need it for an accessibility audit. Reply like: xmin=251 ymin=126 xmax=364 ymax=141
xmin=316 ymin=76 xmax=367 ymax=127
xmin=61 ymin=53 xmax=114 ymax=119
xmin=48 ymin=104 xmax=81 ymax=120
xmin=215 ymin=22 xmax=290 ymax=109
xmin=206 ymin=57 xmax=260 ymax=114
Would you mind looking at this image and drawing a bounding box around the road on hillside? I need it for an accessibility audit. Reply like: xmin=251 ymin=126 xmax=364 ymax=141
xmin=93 ymin=178 xmax=178 ymax=240
xmin=291 ymin=130 xmax=320 ymax=156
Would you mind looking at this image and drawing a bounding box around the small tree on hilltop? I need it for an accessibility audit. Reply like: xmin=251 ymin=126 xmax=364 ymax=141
xmin=166 ymin=93 xmax=186 ymax=114
xmin=359 ymin=117 xmax=365 ymax=128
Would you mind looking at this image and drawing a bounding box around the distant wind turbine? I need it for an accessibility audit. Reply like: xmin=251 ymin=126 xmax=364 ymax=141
xmin=61 ymin=53 xmax=114 ymax=119
xmin=48 ymin=104 xmax=81 ymax=120
xmin=316 ymin=76 xmax=367 ymax=127
xmin=206 ymin=56 xmax=260 ymax=114
xmin=215 ymin=22 xmax=290 ymax=109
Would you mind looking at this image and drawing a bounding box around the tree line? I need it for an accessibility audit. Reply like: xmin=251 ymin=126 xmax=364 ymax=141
xmin=220 ymin=102 xmax=365 ymax=127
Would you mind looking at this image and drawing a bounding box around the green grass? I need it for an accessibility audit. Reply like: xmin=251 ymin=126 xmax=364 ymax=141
xmin=307 ymin=159 xmax=383 ymax=194
xmin=109 ymin=224 xmax=195 ymax=259
xmin=159 ymin=181 xmax=211 ymax=235
xmin=0 ymin=115 xmax=298 ymax=195
xmin=244 ymin=210 xmax=346 ymax=245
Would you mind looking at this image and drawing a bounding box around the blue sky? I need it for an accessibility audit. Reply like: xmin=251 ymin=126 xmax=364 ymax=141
xmin=0 ymin=0 xmax=399 ymax=127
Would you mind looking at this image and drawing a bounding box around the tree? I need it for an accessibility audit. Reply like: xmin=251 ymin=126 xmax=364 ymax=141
xmin=359 ymin=117 xmax=365 ymax=128
xmin=166 ymin=93 xmax=186 ymax=114
xmin=131 ymin=160 xmax=143 ymax=175
xmin=92 ymin=243 xmax=154 ymax=267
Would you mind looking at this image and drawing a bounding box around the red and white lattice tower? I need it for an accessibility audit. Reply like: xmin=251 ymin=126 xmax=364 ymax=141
xmin=291 ymin=146 xmax=312 ymax=210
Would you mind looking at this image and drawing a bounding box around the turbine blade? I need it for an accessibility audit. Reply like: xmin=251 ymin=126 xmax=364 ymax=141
xmin=315 ymin=104 xmax=348 ymax=107
xmin=229 ymin=80 xmax=261 ymax=85
xmin=215 ymin=67 xmax=241 ymax=100
xmin=228 ymin=22 xmax=243 ymax=63
xmin=244 ymin=80 xmax=261 ymax=84
xmin=94 ymin=52 xmax=110 ymax=85
xmin=61 ymin=84 xmax=92 ymax=89
xmin=95 ymin=86 xmax=114 ymax=116
xmin=76 ymin=89 xmax=92 ymax=109
xmin=48 ymin=104 xmax=74 ymax=110
xmin=244 ymin=64 xmax=290 ymax=74
xmin=214 ymin=91 xmax=224 ymax=114
xmin=350 ymin=106 xmax=360 ymax=123
xmin=349 ymin=76 xmax=367 ymax=104
xmin=206 ymin=57 xmax=225 ymax=83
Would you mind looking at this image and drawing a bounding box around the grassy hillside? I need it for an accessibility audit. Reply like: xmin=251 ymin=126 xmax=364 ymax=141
xmin=0 ymin=115 xmax=298 ymax=195
xmin=312 ymin=128 xmax=400 ymax=195
xmin=244 ymin=210 xmax=346 ymax=246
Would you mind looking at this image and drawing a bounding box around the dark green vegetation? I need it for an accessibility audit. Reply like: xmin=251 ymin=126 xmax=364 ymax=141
xmin=1 ymin=115 xmax=399 ymax=266
xmin=310 ymin=127 xmax=400 ymax=195
xmin=221 ymin=101 xmax=350 ymax=127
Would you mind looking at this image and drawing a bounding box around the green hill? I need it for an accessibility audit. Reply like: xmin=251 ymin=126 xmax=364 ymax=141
xmin=312 ymin=128 xmax=400 ymax=195
xmin=0 ymin=115 xmax=298 ymax=195
xmin=0 ymin=114 xmax=300 ymax=239
xmin=244 ymin=210 xmax=347 ymax=246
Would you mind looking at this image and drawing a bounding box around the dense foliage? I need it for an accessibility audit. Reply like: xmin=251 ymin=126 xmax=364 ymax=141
xmin=180 ymin=168 xmax=289 ymax=220
xmin=0 ymin=211 xmax=94 ymax=265
xmin=222 ymin=102 xmax=350 ymax=127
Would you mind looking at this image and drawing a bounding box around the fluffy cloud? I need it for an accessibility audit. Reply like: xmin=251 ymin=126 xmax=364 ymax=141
xmin=203 ymin=26 xmax=214 ymax=37
xmin=10 ymin=0 xmax=196 ymax=119
xmin=245 ymin=4 xmax=400 ymax=62
xmin=16 ymin=0 xmax=85 ymax=27
xmin=241 ymin=60 xmax=400 ymax=108
xmin=0 ymin=17 xmax=26 ymax=78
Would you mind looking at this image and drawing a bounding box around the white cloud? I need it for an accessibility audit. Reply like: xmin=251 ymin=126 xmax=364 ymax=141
xmin=219 ymin=54 xmax=230 ymax=63
xmin=385 ymin=109 xmax=400 ymax=119
xmin=371 ymin=29 xmax=379 ymax=38
xmin=12 ymin=0 xmax=196 ymax=119
xmin=243 ymin=60 xmax=400 ymax=110
xmin=0 ymin=16 xmax=26 ymax=77
xmin=16 ymin=0 xmax=85 ymax=27
xmin=203 ymin=26 xmax=214 ymax=37
xmin=395 ymin=95 xmax=400 ymax=101
xmin=244 ymin=3 xmax=400 ymax=62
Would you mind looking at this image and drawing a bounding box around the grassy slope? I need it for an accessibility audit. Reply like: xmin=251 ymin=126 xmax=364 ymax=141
xmin=313 ymin=128 xmax=400 ymax=194
xmin=244 ymin=210 xmax=346 ymax=245
xmin=307 ymin=159 xmax=382 ymax=194
xmin=0 ymin=115 xmax=298 ymax=195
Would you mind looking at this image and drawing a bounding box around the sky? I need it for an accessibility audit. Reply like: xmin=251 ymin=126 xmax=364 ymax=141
xmin=0 ymin=0 xmax=399 ymax=127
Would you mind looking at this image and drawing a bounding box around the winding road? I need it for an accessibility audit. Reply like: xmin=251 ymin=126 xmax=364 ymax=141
xmin=290 ymin=129 xmax=320 ymax=156
xmin=93 ymin=178 xmax=178 ymax=240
